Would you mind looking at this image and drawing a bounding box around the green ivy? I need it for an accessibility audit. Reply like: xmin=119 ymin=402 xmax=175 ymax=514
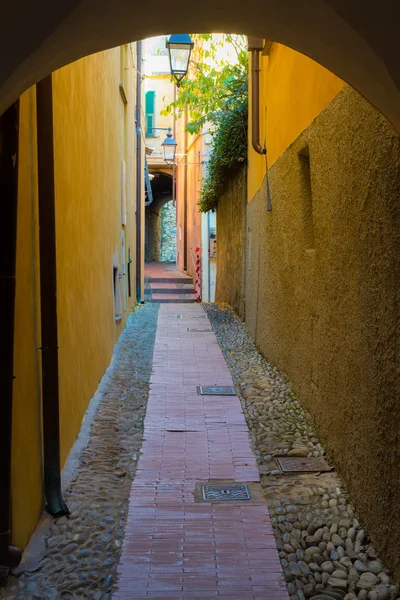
xmin=161 ymin=35 xmax=248 ymax=213
xmin=198 ymin=94 xmax=247 ymax=213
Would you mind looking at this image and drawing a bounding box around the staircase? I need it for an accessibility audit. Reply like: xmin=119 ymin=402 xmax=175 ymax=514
xmin=145 ymin=273 xmax=197 ymax=303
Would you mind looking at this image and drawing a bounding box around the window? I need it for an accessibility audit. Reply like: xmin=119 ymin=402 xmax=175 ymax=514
xmin=145 ymin=91 xmax=156 ymax=137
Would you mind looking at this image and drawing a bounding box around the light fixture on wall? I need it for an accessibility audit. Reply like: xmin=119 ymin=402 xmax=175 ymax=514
xmin=166 ymin=34 xmax=194 ymax=87
xmin=161 ymin=127 xmax=178 ymax=166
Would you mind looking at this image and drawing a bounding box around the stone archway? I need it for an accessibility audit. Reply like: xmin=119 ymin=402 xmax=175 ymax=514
xmin=0 ymin=1 xmax=399 ymax=130
xmin=145 ymin=171 xmax=174 ymax=263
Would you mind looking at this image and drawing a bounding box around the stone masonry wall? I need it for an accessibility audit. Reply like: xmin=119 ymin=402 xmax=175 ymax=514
xmin=160 ymin=201 xmax=176 ymax=262
xmin=215 ymin=167 xmax=247 ymax=319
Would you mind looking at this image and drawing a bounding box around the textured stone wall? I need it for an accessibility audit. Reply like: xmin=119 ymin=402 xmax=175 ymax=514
xmin=218 ymin=86 xmax=400 ymax=579
xmin=250 ymin=86 xmax=400 ymax=579
xmin=160 ymin=201 xmax=176 ymax=262
xmin=215 ymin=168 xmax=247 ymax=319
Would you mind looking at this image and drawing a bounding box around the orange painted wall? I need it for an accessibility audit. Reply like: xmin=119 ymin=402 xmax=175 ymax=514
xmin=175 ymin=118 xmax=203 ymax=279
xmin=248 ymin=43 xmax=345 ymax=201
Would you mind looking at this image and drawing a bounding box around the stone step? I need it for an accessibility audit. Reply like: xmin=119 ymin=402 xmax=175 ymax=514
xmin=149 ymin=286 xmax=195 ymax=294
xmin=145 ymin=276 xmax=193 ymax=284
xmin=150 ymin=294 xmax=197 ymax=303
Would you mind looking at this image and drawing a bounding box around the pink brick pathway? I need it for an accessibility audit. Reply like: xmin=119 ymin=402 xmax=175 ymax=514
xmin=114 ymin=304 xmax=289 ymax=599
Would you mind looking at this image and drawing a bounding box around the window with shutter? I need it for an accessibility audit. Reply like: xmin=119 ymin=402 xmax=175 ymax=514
xmin=145 ymin=91 xmax=156 ymax=137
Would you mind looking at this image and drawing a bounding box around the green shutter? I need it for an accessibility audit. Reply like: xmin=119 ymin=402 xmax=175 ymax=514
xmin=145 ymin=90 xmax=155 ymax=113
xmin=145 ymin=91 xmax=155 ymax=136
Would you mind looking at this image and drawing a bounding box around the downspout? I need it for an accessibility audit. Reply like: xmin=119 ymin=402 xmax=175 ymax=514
xmin=183 ymin=110 xmax=188 ymax=271
xmin=172 ymin=86 xmax=177 ymax=209
xmin=136 ymin=41 xmax=144 ymax=302
xmin=248 ymin=37 xmax=266 ymax=156
xmin=36 ymin=75 xmax=69 ymax=517
xmin=207 ymin=210 xmax=211 ymax=302
xmin=0 ymin=101 xmax=22 ymax=568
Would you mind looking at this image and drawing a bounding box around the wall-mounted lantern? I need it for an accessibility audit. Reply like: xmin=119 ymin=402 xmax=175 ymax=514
xmin=166 ymin=34 xmax=194 ymax=87
xmin=247 ymin=36 xmax=266 ymax=155
xmin=161 ymin=127 xmax=178 ymax=165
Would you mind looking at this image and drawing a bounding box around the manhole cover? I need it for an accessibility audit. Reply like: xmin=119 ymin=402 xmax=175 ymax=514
xmin=198 ymin=386 xmax=236 ymax=396
xmin=276 ymin=456 xmax=331 ymax=473
xmin=202 ymin=484 xmax=250 ymax=501
xmin=187 ymin=328 xmax=212 ymax=332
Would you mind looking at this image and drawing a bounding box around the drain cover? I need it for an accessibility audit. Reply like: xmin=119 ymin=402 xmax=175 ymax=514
xmin=187 ymin=328 xmax=212 ymax=332
xmin=202 ymin=484 xmax=250 ymax=501
xmin=276 ymin=456 xmax=331 ymax=473
xmin=177 ymin=315 xmax=207 ymax=319
xmin=198 ymin=386 xmax=236 ymax=396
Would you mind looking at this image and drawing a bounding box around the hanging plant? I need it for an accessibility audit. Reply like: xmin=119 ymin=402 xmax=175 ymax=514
xmin=197 ymin=97 xmax=247 ymax=213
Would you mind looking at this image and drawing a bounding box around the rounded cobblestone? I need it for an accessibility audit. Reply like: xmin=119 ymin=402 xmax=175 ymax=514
xmin=204 ymin=302 xmax=399 ymax=600
xmin=0 ymin=303 xmax=159 ymax=599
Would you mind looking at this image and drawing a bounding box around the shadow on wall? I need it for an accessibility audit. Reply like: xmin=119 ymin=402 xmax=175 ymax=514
xmin=145 ymin=203 xmax=162 ymax=262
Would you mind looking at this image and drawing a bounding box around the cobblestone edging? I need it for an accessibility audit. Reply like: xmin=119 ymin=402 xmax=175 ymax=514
xmin=0 ymin=303 xmax=159 ymax=600
xmin=204 ymin=303 xmax=399 ymax=600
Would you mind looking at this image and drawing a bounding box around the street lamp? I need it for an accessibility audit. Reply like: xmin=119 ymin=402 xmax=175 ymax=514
xmin=160 ymin=128 xmax=178 ymax=166
xmin=166 ymin=34 xmax=194 ymax=87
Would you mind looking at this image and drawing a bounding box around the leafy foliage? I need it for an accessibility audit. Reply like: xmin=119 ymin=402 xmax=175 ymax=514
xmin=198 ymin=94 xmax=247 ymax=213
xmin=161 ymin=34 xmax=248 ymax=212
xmin=161 ymin=35 xmax=247 ymax=133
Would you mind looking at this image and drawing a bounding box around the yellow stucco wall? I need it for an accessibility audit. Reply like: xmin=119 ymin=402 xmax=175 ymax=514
xmin=52 ymin=49 xmax=137 ymax=465
xmin=248 ymin=43 xmax=345 ymax=201
xmin=12 ymin=88 xmax=43 ymax=547
xmin=12 ymin=45 xmax=139 ymax=549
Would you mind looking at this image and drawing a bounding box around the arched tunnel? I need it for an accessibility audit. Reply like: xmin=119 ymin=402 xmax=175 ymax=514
xmin=145 ymin=171 xmax=175 ymax=263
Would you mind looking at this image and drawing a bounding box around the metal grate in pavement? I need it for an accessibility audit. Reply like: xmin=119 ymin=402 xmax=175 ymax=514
xmin=202 ymin=483 xmax=251 ymax=501
xmin=197 ymin=385 xmax=236 ymax=396
xmin=276 ymin=456 xmax=331 ymax=473
xmin=187 ymin=328 xmax=212 ymax=332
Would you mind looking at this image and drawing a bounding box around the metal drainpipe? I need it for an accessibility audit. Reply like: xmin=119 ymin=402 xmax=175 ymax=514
xmin=207 ymin=210 xmax=211 ymax=302
xmin=183 ymin=110 xmax=188 ymax=271
xmin=0 ymin=101 xmax=23 ymax=568
xmin=136 ymin=41 xmax=144 ymax=302
xmin=172 ymin=86 xmax=177 ymax=209
xmin=36 ymin=75 xmax=70 ymax=517
xmin=248 ymin=37 xmax=266 ymax=156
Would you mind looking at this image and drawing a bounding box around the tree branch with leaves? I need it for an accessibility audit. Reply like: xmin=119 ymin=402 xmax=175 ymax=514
xmin=161 ymin=34 xmax=248 ymax=211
